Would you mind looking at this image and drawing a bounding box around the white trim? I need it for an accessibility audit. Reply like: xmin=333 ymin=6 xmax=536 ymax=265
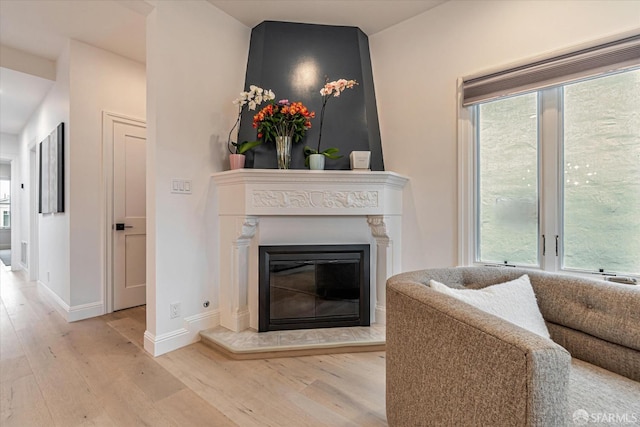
xmin=457 ymin=78 xmax=475 ymax=266
xmin=539 ymin=89 xmax=562 ymax=272
xmin=28 ymin=144 xmax=39 ymax=281
xmin=37 ymin=281 xmax=105 ymax=322
xmin=185 ymin=310 xmax=221 ymax=326
xmin=68 ymin=302 xmax=105 ymax=322
xmin=102 ymin=111 xmax=146 ymax=315
xmin=144 ymin=329 xmax=189 ymax=357
xmin=143 ymin=309 xmax=220 ymax=356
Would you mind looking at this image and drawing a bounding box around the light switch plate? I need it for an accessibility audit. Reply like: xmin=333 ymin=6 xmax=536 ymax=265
xmin=171 ymin=179 xmax=192 ymax=194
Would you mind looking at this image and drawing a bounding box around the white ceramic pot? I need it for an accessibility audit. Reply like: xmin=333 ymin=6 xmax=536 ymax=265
xmin=309 ymin=153 xmax=325 ymax=170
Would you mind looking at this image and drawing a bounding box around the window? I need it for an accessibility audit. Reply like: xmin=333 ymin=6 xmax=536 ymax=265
xmin=460 ymin=34 xmax=640 ymax=278
xmin=468 ymin=68 xmax=639 ymax=277
xmin=562 ymin=71 xmax=640 ymax=275
xmin=477 ymin=93 xmax=539 ymax=266
xmin=0 ymin=178 xmax=9 ymax=229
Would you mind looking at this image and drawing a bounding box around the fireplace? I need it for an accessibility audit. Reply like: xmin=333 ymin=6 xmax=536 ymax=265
xmin=259 ymin=245 xmax=370 ymax=332
xmin=211 ymin=169 xmax=408 ymax=332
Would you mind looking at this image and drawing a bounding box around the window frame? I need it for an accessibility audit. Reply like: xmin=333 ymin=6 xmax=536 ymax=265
xmin=458 ymin=76 xmax=639 ymax=280
xmin=1 ymin=210 xmax=9 ymax=228
xmin=474 ymin=91 xmax=541 ymax=269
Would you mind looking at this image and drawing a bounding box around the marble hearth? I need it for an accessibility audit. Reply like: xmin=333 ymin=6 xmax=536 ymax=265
xmin=210 ymin=169 xmax=409 ymax=333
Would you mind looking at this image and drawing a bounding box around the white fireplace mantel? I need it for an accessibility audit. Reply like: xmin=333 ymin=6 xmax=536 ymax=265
xmin=211 ymin=169 xmax=409 ymax=332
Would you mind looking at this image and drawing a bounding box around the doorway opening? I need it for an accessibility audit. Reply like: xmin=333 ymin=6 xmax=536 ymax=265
xmin=0 ymin=162 xmax=11 ymax=267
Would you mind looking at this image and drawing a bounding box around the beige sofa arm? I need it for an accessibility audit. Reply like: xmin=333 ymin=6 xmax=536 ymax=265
xmin=386 ymin=281 xmax=571 ymax=427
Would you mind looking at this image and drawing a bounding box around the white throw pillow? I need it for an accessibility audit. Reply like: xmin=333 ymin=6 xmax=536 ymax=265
xmin=429 ymin=274 xmax=550 ymax=339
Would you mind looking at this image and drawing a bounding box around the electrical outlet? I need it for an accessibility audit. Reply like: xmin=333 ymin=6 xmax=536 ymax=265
xmin=170 ymin=302 xmax=180 ymax=319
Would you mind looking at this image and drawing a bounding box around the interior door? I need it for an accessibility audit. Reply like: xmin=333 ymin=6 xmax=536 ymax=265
xmin=113 ymin=121 xmax=146 ymax=310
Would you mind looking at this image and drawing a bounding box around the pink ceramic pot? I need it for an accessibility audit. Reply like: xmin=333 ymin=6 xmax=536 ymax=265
xmin=229 ymin=154 xmax=246 ymax=170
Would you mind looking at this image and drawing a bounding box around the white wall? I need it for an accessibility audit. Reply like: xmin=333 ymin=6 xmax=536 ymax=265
xmin=0 ymin=230 xmax=9 ymax=250
xmin=0 ymin=134 xmax=19 ymax=157
xmin=145 ymin=0 xmax=250 ymax=355
xmin=19 ymin=42 xmax=71 ymax=301
xmin=0 ymin=163 xmax=11 ymax=176
xmin=68 ymin=40 xmax=146 ymax=307
xmin=370 ymin=0 xmax=640 ymax=271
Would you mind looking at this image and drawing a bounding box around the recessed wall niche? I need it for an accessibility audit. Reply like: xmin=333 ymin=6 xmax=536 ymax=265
xmin=238 ymin=21 xmax=384 ymax=170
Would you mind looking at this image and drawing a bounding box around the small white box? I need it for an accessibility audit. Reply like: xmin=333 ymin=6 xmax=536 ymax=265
xmin=350 ymin=151 xmax=371 ymax=170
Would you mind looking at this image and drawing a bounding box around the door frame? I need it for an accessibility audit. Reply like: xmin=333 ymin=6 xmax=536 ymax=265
xmin=29 ymin=145 xmax=39 ymax=279
xmin=103 ymin=111 xmax=146 ymax=314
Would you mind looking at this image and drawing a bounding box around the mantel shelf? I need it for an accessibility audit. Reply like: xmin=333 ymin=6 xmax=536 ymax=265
xmin=211 ymin=169 xmax=408 ymax=187
xmin=211 ymin=169 xmax=409 ymax=217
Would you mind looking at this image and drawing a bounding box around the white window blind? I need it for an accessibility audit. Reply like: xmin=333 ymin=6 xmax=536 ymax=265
xmin=462 ymin=34 xmax=640 ymax=106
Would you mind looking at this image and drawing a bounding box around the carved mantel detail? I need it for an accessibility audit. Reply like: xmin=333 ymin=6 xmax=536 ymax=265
xmin=236 ymin=217 xmax=258 ymax=242
xmin=367 ymin=216 xmax=389 ymax=240
xmin=252 ymin=190 xmax=379 ymax=209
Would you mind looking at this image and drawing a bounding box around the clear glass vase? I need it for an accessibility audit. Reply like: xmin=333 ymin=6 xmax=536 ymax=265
xmin=275 ymin=136 xmax=292 ymax=169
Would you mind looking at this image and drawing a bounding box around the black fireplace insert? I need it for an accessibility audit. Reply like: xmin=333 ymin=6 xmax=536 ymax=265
xmin=259 ymin=245 xmax=370 ymax=332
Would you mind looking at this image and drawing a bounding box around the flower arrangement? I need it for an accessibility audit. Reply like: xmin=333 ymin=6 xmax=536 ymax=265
xmin=253 ymin=99 xmax=315 ymax=143
xmin=227 ymin=85 xmax=275 ymax=154
xmin=304 ymin=78 xmax=358 ymax=163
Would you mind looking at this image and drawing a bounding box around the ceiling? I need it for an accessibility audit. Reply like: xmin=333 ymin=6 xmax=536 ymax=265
xmin=0 ymin=0 xmax=446 ymax=136
xmin=0 ymin=67 xmax=55 ymax=135
xmin=0 ymin=0 xmax=148 ymax=63
xmin=207 ymin=0 xmax=446 ymax=36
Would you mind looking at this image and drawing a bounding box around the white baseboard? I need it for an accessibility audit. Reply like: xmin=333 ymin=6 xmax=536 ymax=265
xmin=375 ymin=305 xmax=386 ymax=325
xmin=68 ymin=301 xmax=105 ymax=322
xmin=37 ymin=281 xmax=105 ymax=322
xmin=143 ymin=309 xmax=220 ymax=357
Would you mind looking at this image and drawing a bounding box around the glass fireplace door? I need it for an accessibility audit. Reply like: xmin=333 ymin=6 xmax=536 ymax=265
xmin=259 ymin=245 xmax=370 ymax=331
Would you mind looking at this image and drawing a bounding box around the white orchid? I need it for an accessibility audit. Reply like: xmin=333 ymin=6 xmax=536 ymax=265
xmin=233 ymin=85 xmax=274 ymax=108
xmin=228 ymin=84 xmax=276 ymax=154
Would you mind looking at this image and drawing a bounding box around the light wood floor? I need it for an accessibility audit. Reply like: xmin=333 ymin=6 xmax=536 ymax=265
xmin=0 ymin=265 xmax=387 ymax=426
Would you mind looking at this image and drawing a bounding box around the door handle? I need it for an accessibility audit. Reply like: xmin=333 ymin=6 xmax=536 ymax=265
xmin=115 ymin=223 xmax=133 ymax=230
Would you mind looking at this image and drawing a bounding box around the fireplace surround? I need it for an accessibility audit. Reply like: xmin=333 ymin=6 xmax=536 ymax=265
xmin=211 ymin=169 xmax=408 ymax=332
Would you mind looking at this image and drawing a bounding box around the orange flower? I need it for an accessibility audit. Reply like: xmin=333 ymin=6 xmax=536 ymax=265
xmin=252 ymin=99 xmax=315 ymax=143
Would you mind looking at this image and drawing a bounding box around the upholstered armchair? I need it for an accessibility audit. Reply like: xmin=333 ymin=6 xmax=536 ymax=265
xmin=386 ymin=267 xmax=640 ymax=426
